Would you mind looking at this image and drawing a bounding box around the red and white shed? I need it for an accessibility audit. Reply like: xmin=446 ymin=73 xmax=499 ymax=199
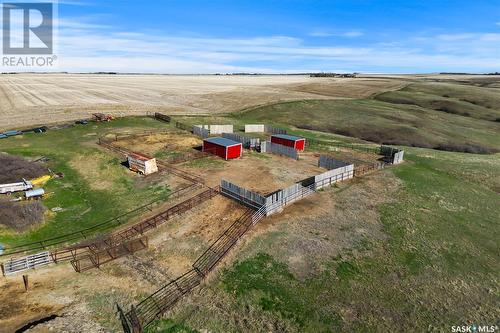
xmin=270 ymin=134 xmax=306 ymax=151
xmin=203 ymin=137 xmax=242 ymax=160
xmin=127 ymin=152 xmax=158 ymax=175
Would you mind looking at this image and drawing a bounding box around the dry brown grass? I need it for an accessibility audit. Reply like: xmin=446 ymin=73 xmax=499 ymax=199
xmin=0 ymin=153 xmax=47 ymax=183
xmin=0 ymin=74 xmax=408 ymax=130
xmin=0 ymin=200 xmax=47 ymax=231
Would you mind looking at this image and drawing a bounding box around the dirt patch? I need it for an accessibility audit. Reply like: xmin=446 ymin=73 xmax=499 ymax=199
xmin=185 ymin=152 xmax=325 ymax=194
xmin=0 ymin=153 xmax=47 ymax=183
xmin=122 ymin=195 xmax=248 ymax=279
xmin=112 ymin=132 xmax=202 ymax=157
xmin=239 ymin=170 xmax=402 ymax=279
xmin=0 ymin=267 xmax=69 ymax=333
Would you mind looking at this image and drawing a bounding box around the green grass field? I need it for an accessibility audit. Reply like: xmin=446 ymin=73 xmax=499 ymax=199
xmin=0 ymin=117 xmax=172 ymax=248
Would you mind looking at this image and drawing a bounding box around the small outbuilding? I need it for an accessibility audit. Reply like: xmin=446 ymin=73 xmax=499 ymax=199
xmin=203 ymin=137 xmax=242 ymax=160
xmin=127 ymin=153 xmax=158 ymax=175
xmin=271 ymin=134 xmax=306 ymax=151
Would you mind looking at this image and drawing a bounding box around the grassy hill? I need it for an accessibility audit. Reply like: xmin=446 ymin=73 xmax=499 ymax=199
xmin=375 ymin=82 xmax=500 ymax=122
xmin=231 ymin=80 xmax=500 ymax=154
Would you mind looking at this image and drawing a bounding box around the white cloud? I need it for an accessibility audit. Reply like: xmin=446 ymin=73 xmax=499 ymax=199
xmin=2 ymin=16 xmax=499 ymax=73
xmin=309 ymin=30 xmax=363 ymax=38
xmin=437 ymin=33 xmax=475 ymax=41
xmin=340 ymin=31 xmax=364 ymax=38
xmin=309 ymin=31 xmax=334 ymax=37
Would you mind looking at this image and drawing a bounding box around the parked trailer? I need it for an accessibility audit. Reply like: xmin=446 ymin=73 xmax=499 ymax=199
xmin=0 ymin=180 xmax=33 ymax=194
xmin=127 ymin=153 xmax=159 ymax=175
xmin=22 ymin=126 xmax=48 ymax=134
xmin=1 ymin=130 xmax=22 ymax=137
xmin=271 ymin=134 xmax=306 ymax=151
xmin=92 ymin=113 xmax=115 ymax=122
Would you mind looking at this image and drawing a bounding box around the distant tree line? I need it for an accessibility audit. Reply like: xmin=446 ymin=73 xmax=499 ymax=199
xmin=310 ymin=73 xmax=358 ymax=78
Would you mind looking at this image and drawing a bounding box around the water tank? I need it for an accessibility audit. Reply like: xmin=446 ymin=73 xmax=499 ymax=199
xmin=25 ymin=188 xmax=45 ymax=199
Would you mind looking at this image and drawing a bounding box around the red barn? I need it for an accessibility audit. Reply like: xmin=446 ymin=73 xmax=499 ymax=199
xmin=271 ymin=134 xmax=306 ymax=151
xmin=203 ymin=137 xmax=242 ymax=160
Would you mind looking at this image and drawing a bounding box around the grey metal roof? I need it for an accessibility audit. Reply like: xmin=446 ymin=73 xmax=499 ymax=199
xmin=204 ymin=137 xmax=242 ymax=147
xmin=271 ymin=134 xmax=304 ymax=141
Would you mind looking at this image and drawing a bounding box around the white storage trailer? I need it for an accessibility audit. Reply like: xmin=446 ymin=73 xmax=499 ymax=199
xmin=25 ymin=188 xmax=45 ymax=199
xmin=0 ymin=180 xmax=33 ymax=194
xmin=127 ymin=153 xmax=158 ymax=175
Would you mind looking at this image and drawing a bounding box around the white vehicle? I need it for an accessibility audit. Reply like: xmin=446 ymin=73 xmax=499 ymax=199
xmin=0 ymin=179 xmax=33 ymax=194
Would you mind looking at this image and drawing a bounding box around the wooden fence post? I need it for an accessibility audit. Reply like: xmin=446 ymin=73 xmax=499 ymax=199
xmin=23 ymin=274 xmax=29 ymax=292
xmin=129 ymin=305 xmax=142 ymax=333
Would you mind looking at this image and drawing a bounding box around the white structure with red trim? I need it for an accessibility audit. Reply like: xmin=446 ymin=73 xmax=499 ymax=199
xmin=127 ymin=153 xmax=159 ymax=175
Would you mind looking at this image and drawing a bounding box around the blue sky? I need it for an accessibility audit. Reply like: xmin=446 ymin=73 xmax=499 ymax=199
xmin=5 ymin=0 xmax=500 ymax=73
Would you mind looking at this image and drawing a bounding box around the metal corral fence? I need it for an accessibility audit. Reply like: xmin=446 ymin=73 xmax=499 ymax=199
xmin=222 ymin=133 xmax=260 ymax=149
xmin=98 ymin=141 xmax=205 ymax=184
xmin=220 ymin=124 xmax=286 ymax=134
xmin=305 ymin=138 xmax=381 ymax=154
xmin=175 ymin=121 xmax=192 ymax=132
xmin=264 ymin=125 xmax=287 ymax=135
xmin=354 ymin=161 xmax=386 ymax=177
xmin=120 ymin=165 xmax=362 ymax=332
xmin=193 ymin=125 xmax=234 ymax=136
xmin=314 ymin=165 xmax=354 ymax=190
xmin=122 ymin=208 xmax=256 ymax=332
xmin=0 ymin=183 xmax=199 ymax=258
xmin=1 ymin=251 xmax=52 ymax=276
xmin=380 ymin=146 xmax=404 ymax=164
xmin=318 ymin=155 xmax=352 ymax=170
xmin=220 ymin=180 xmax=266 ymax=209
xmin=2 ymin=186 xmax=217 ymax=276
xmin=192 ymin=125 xmax=209 ymax=138
xmin=153 ymin=113 xmax=171 ymax=123
xmin=70 ymin=237 xmax=149 ymax=273
xmin=244 ymin=124 xmax=265 ymax=133
xmin=261 ymin=141 xmax=299 ymax=160
xmin=57 ymin=187 xmax=217 ymax=264
xmin=208 ymin=125 xmax=233 ymax=135
xmin=163 ymin=150 xmax=210 ymax=165
xmin=264 ymin=183 xmax=314 ymax=215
